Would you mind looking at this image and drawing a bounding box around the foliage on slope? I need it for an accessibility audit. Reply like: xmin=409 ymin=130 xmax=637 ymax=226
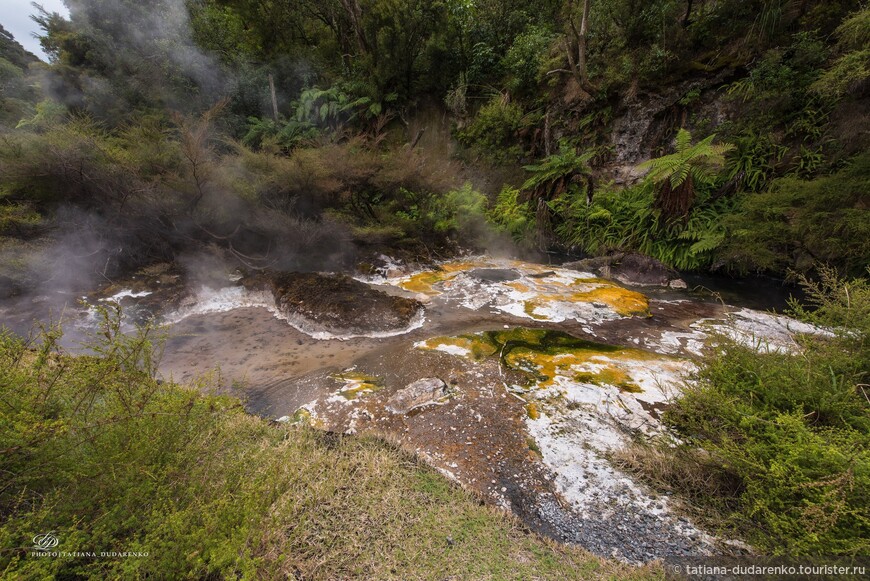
xmin=617 ymin=268 xmax=870 ymax=555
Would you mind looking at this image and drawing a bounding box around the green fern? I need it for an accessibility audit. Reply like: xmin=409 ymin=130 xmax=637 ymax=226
xmin=522 ymin=144 xmax=595 ymax=199
xmin=638 ymin=128 xmax=733 ymax=221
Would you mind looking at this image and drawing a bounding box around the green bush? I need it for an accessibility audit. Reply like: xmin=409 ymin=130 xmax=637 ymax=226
xmin=502 ymin=25 xmax=555 ymax=95
xmin=552 ymin=182 xmax=734 ymax=271
xmin=724 ymin=131 xmax=788 ymax=193
xmin=431 ymin=182 xmax=488 ymax=235
xmin=719 ymin=153 xmax=870 ymax=275
xmin=375 ymin=183 xmax=487 ymax=249
xmin=457 ymin=95 xmax=526 ymax=161
xmin=660 ymin=269 xmax=870 ymax=555
xmin=489 ymin=185 xmax=535 ymax=245
xmin=810 ymin=7 xmax=870 ymax=100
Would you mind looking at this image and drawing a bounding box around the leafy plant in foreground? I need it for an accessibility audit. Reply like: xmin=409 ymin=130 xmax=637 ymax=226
xmin=621 ymin=268 xmax=870 ymax=555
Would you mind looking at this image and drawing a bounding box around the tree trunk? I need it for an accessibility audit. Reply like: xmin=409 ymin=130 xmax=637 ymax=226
xmin=563 ymin=0 xmax=594 ymax=94
xmin=682 ymin=0 xmax=694 ymax=27
xmin=268 ymin=74 xmax=279 ymax=120
xmin=339 ymin=0 xmax=370 ymax=56
xmin=655 ymin=176 xmax=695 ymax=221
xmin=577 ymin=0 xmax=591 ymax=88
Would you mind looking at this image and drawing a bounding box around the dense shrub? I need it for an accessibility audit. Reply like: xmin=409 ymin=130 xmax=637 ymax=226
xmin=621 ymin=269 xmax=870 ymax=555
xmin=457 ymin=96 xmax=528 ymax=161
xmin=489 ymin=185 xmax=535 ymax=246
xmin=719 ymin=153 xmax=870 ymax=275
xmin=553 ymin=182 xmax=735 ymax=271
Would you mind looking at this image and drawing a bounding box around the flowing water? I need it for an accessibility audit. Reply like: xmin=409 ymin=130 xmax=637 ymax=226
xmin=0 ymin=255 xmax=823 ymax=562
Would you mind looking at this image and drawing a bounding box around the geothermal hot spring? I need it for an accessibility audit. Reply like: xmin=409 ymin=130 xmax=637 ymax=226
xmin=0 ymin=255 xmax=823 ymax=562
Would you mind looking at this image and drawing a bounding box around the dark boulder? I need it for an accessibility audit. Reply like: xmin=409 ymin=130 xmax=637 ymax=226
xmin=386 ymin=377 xmax=448 ymax=414
xmin=564 ymin=253 xmax=684 ymax=288
xmin=468 ymin=268 xmax=521 ymax=283
xmin=242 ymin=271 xmax=423 ymax=334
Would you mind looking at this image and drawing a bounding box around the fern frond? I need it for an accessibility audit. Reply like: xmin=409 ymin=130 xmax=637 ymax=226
xmin=689 ymin=232 xmax=725 ymax=255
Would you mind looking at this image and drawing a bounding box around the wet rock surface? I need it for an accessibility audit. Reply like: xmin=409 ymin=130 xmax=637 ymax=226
xmin=467 ymin=268 xmax=522 ymax=282
xmin=92 ymin=263 xmax=190 ymax=323
xmin=386 ymin=377 xmax=448 ymax=414
xmin=564 ymin=253 xmax=681 ymax=287
xmin=534 ymin=495 xmax=713 ymax=561
xmin=242 ymin=270 xmax=423 ymax=334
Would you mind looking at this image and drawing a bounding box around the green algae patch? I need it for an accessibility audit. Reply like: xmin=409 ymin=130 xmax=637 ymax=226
xmin=419 ymin=327 xmax=619 ymax=366
xmin=573 ymin=369 xmax=642 ymax=393
xmin=526 ymin=402 xmax=540 ymax=420
xmin=290 ymin=407 xmax=314 ymax=425
xmin=331 ymin=371 xmax=384 ymax=399
xmin=418 ymin=328 xmax=664 ymax=392
xmin=526 ymin=436 xmax=543 ymax=457
xmin=523 ymin=300 xmax=549 ymax=320
xmin=506 ymin=349 xmax=584 ymax=386
xmin=487 ymin=328 xmax=619 ymax=356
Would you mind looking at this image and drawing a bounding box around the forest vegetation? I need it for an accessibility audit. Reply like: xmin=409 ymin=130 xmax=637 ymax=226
xmin=0 ymin=0 xmax=867 ymax=287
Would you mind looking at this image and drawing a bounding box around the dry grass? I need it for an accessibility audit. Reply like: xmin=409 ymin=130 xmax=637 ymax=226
xmin=209 ymin=418 xmax=660 ymax=580
xmin=613 ymin=441 xmax=741 ymax=502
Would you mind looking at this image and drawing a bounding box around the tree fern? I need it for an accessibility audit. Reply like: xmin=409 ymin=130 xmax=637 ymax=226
xmin=638 ymin=129 xmax=733 ymax=221
xmin=521 ymin=142 xmax=596 ymax=248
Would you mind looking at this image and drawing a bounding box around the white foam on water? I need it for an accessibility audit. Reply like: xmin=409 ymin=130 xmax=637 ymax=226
xmin=100 ymin=289 xmax=153 ymax=302
xmin=165 ymin=285 xmax=426 ymax=341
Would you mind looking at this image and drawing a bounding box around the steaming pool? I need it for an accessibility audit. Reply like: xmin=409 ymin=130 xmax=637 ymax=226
xmin=1 ymin=255 xmax=820 ymax=562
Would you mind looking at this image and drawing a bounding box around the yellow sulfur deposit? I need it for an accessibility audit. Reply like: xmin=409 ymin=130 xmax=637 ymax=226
xmin=399 ymin=260 xmax=489 ymax=294
xmin=521 ymin=284 xmax=649 ymax=319
xmin=418 ymin=328 xmax=657 ymax=393
xmin=506 ymin=281 xmax=531 ymax=293
xmin=569 ymin=285 xmax=650 ymax=317
xmin=400 ymin=270 xmax=445 ymax=294
xmin=331 ymin=371 xmax=384 ymax=399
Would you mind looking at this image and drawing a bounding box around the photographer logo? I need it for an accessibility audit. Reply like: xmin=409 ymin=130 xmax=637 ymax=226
xmin=32 ymin=532 xmax=59 ymax=552
xmin=28 ymin=532 xmax=149 ymax=559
